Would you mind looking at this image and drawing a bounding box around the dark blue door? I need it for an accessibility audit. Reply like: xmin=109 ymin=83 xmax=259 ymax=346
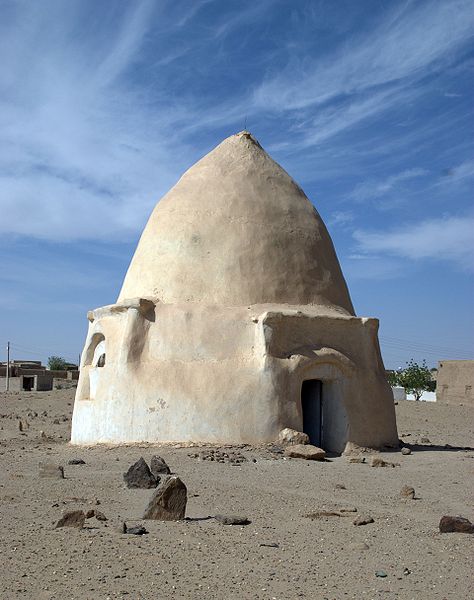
xmin=301 ymin=380 xmax=322 ymax=446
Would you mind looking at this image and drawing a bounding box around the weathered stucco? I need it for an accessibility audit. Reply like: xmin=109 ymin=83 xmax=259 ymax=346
xmin=436 ymin=360 xmax=474 ymax=406
xmin=71 ymin=132 xmax=398 ymax=453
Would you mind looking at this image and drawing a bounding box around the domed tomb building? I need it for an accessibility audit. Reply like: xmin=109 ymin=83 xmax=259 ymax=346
xmin=71 ymin=132 xmax=398 ymax=453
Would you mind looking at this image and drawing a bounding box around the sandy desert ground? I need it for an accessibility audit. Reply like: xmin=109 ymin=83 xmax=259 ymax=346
xmin=0 ymin=387 xmax=473 ymax=600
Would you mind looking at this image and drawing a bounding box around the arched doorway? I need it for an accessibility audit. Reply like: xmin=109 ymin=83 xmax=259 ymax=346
xmin=301 ymin=379 xmax=323 ymax=446
xmin=295 ymin=355 xmax=353 ymax=453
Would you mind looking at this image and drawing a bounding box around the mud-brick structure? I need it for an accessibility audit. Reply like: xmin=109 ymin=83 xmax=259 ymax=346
xmin=71 ymin=132 xmax=398 ymax=453
xmin=436 ymin=360 xmax=474 ymax=406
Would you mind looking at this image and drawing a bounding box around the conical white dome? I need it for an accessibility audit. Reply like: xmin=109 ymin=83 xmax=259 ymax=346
xmin=118 ymin=131 xmax=354 ymax=315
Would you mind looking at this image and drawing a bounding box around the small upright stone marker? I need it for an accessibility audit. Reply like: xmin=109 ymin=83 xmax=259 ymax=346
xmin=150 ymin=455 xmax=171 ymax=476
xmin=123 ymin=457 xmax=158 ymax=489
xmin=143 ymin=476 xmax=187 ymax=521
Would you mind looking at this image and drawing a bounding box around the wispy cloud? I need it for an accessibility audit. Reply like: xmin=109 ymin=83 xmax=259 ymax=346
xmin=353 ymin=214 xmax=474 ymax=269
xmin=440 ymin=159 xmax=474 ymax=182
xmin=254 ymin=0 xmax=474 ymax=112
xmin=0 ymin=1 xmax=195 ymax=242
xmin=253 ymin=0 xmax=474 ymax=150
xmin=350 ymin=168 xmax=428 ymax=202
xmin=343 ymin=255 xmax=405 ymax=281
xmin=327 ymin=210 xmax=354 ymax=228
xmin=0 ymin=0 xmax=472 ymax=246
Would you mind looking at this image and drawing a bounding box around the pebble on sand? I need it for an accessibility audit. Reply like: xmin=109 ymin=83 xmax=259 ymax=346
xmin=55 ymin=510 xmax=86 ymax=529
xmin=439 ymin=515 xmax=474 ymax=533
xmin=353 ymin=515 xmax=374 ymax=526
xmin=215 ymin=514 xmax=251 ymax=525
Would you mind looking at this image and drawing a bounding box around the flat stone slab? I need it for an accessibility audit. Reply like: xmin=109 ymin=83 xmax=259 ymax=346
xmin=353 ymin=515 xmax=374 ymax=526
xmin=369 ymin=457 xmax=399 ymax=468
xmin=121 ymin=522 xmax=149 ymax=535
xmin=284 ymin=444 xmax=325 ymax=460
xmin=215 ymin=515 xmax=251 ymax=525
xmin=39 ymin=463 xmax=64 ymax=479
xmin=439 ymin=515 xmax=474 ymax=533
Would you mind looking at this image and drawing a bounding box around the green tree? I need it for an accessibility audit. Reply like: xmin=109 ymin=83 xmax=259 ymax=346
xmin=397 ymin=359 xmax=434 ymax=401
xmin=386 ymin=370 xmax=400 ymax=387
xmin=47 ymin=355 xmax=68 ymax=371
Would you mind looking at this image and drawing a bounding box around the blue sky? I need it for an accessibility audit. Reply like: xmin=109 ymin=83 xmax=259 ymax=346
xmin=1 ymin=0 xmax=473 ymax=369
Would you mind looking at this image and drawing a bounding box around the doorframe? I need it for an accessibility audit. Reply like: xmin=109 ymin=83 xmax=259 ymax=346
xmin=301 ymin=379 xmax=323 ymax=446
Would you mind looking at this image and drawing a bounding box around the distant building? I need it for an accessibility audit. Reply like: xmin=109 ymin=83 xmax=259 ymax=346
xmin=1 ymin=359 xmax=78 ymax=391
xmin=436 ymin=360 xmax=474 ymax=406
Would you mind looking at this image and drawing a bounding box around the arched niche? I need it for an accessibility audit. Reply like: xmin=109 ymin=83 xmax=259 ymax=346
xmin=77 ymin=332 xmax=106 ymax=401
xmin=84 ymin=333 xmax=106 ymax=366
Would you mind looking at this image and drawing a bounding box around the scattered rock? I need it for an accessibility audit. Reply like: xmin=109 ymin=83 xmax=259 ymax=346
xmin=215 ymin=514 xmax=251 ymax=525
xmin=55 ymin=510 xmax=86 ymax=529
xmin=400 ymin=485 xmax=416 ymax=499
xmin=335 ymin=483 xmax=347 ymax=490
xmin=349 ymin=542 xmax=369 ymax=551
xmin=122 ymin=522 xmax=148 ymax=535
xmin=305 ymin=510 xmax=346 ymax=519
xmin=340 ymin=507 xmax=358 ymax=513
xmin=123 ymin=457 xmax=158 ymax=489
xmin=52 ymin=418 xmax=60 ymax=425
xmin=278 ymin=428 xmax=309 ymax=446
xmin=420 ymin=437 xmax=431 ymax=444
xmin=348 ymin=457 xmax=365 ymax=464
xmin=259 ymin=542 xmax=279 ymax=548
xmin=369 ymin=457 xmax=399 ymax=468
xmin=39 ymin=463 xmax=64 ymax=479
xmin=85 ymin=508 xmax=107 ymax=521
xmin=375 ymin=570 xmax=387 ymax=578
xmin=68 ymin=458 xmax=86 ymax=465
xmin=401 ymin=447 xmax=411 ymax=455
xmin=353 ymin=515 xmax=374 ymax=526
xmin=150 ymin=455 xmax=171 ymax=476
xmin=439 ymin=515 xmax=474 ymax=533
xmin=193 ymin=448 xmax=247 ymax=465
xmin=283 ymin=444 xmax=325 ymax=461
xmin=143 ymin=475 xmax=187 ymax=520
